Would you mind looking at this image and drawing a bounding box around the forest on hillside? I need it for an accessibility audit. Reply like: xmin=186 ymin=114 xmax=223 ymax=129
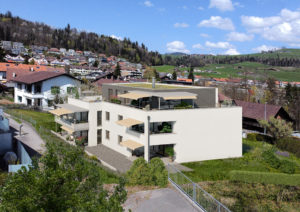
xmin=1 ymin=11 xmax=300 ymax=67
xmin=0 ymin=11 xmax=163 ymax=65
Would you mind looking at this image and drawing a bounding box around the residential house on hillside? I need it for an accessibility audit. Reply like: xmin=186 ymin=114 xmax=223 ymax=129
xmin=12 ymin=71 xmax=80 ymax=110
xmin=48 ymin=48 xmax=60 ymax=55
xmin=233 ymin=100 xmax=294 ymax=132
xmin=51 ymin=82 xmax=242 ymax=163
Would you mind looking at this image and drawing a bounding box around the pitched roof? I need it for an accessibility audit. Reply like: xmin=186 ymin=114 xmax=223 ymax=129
xmin=218 ymin=93 xmax=231 ymax=102
xmin=234 ymin=100 xmax=281 ymax=121
xmin=11 ymin=71 xmax=73 ymax=84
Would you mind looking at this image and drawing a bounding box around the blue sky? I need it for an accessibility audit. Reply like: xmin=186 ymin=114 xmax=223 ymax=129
xmin=1 ymin=0 xmax=300 ymax=55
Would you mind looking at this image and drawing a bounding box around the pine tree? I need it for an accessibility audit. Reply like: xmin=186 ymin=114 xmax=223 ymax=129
xmin=188 ymin=66 xmax=194 ymax=82
xmin=172 ymin=70 xmax=177 ymax=80
xmin=114 ymin=62 xmax=121 ymax=78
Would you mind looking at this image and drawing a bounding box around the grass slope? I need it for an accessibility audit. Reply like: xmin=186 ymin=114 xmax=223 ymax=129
xmin=153 ymin=61 xmax=300 ymax=82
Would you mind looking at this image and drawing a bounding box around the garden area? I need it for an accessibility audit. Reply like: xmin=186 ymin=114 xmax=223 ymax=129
xmin=183 ymin=137 xmax=300 ymax=211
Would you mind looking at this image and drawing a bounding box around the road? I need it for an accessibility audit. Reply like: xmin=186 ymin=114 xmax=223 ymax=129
xmin=5 ymin=113 xmax=46 ymax=154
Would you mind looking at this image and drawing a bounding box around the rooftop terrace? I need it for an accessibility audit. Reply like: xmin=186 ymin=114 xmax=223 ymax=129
xmin=119 ymin=83 xmax=196 ymax=90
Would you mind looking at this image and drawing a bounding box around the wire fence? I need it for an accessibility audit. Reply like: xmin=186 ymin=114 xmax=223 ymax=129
xmin=168 ymin=164 xmax=231 ymax=212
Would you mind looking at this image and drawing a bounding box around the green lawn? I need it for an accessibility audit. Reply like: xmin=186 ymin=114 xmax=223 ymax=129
xmin=152 ymin=62 xmax=300 ymax=82
xmin=6 ymin=109 xmax=57 ymax=131
xmin=183 ymin=139 xmax=300 ymax=182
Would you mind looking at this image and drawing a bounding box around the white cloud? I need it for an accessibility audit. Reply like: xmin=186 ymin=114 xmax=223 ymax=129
xmin=166 ymin=41 xmax=190 ymax=53
xmin=110 ymin=35 xmax=122 ymax=40
xmin=209 ymin=0 xmax=234 ymax=12
xmin=224 ymin=48 xmax=240 ymax=55
xmin=174 ymin=23 xmax=189 ymax=28
xmin=241 ymin=9 xmax=300 ymax=44
xmin=227 ymin=32 xmax=254 ymax=42
xmin=144 ymin=1 xmax=153 ymax=7
xmin=198 ymin=16 xmax=235 ymax=30
xmin=200 ymin=33 xmax=210 ymax=38
xmin=197 ymin=6 xmax=204 ymax=10
xmin=182 ymin=5 xmax=188 ymax=10
xmin=205 ymin=41 xmax=232 ymax=49
xmin=192 ymin=44 xmax=203 ymax=49
xmin=252 ymin=45 xmax=280 ymax=52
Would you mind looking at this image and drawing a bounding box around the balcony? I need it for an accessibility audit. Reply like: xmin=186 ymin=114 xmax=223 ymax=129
xmin=116 ymin=90 xmax=197 ymax=111
xmin=128 ymin=122 xmax=174 ymax=135
xmin=55 ymin=116 xmax=89 ymax=132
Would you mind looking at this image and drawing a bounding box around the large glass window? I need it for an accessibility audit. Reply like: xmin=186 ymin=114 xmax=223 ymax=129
xmin=106 ymin=112 xmax=110 ymax=121
xmin=106 ymin=130 xmax=110 ymax=140
xmin=97 ymin=111 xmax=102 ymax=126
xmin=97 ymin=129 xmax=102 ymax=144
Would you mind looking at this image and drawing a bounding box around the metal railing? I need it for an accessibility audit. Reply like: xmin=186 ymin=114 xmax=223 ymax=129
xmin=167 ymin=164 xmax=231 ymax=212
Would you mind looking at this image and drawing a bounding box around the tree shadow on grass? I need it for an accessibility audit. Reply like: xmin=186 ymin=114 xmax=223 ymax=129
xmin=243 ymin=143 xmax=253 ymax=154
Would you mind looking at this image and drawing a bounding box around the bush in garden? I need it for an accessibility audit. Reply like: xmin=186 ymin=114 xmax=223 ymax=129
xmin=126 ymin=157 xmax=168 ymax=187
xmin=149 ymin=158 xmax=168 ymax=187
xmin=262 ymin=150 xmax=281 ymax=169
xmin=279 ymin=160 xmax=296 ymax=174
xmin=126 ymin=158 xmax=151 ymax=186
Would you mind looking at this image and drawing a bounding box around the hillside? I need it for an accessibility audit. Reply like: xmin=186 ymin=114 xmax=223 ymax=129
xmin=0 ymin=12 xmax=163 ymax=65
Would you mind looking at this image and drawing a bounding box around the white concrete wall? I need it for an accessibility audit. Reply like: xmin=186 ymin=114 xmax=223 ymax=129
xmin=65 ymin=98 xmax=242 ymax=163
xmin=148 ymin=107 xmax=242 ymax=163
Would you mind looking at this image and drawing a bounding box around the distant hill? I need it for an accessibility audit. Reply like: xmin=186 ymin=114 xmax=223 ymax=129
xmin=165 ymin=52 xmax=188 ymax=56
xmin=0 ymin=11 xmax=163 ymax=65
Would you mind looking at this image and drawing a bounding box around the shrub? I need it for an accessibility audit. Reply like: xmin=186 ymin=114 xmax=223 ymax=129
xmin=174 ymin=102 xmax=192 ymax=109
xmin=276 ymin=137 xmax=300 ymax=158
xmin=229 ymin=170 xmax=300 ymax=186
xmin=247 ymin=133 xmax=257 ymax=141
xmin=165 ymin=146 xmax=174 ymax=157
xmin=262 ymin=150 xmax=281 ymax=169
xmin=259 ymin=117 xmax=293 ymax=141
xmin=126 ymin=158 xmax=151 ymax=186
xmin=111 ymin=98 xmax=121 ymax=104
xmin=279 ymin=160 xmax=296 ymax=174
xmin=149 ymin=158 xmax=168 ymax=187
xmin=126 ymin=157 xmax=168 ymax=187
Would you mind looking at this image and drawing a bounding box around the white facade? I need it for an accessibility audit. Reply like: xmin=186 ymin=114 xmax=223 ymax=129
xmin=14 ymin=75 xmax=80 ymax=109
xmin=60 ymin=96 xmax=242 ymax=163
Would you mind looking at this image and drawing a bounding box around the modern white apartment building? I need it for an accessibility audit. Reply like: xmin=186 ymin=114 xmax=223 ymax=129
xmin=51 ymin=81 xmax=242 ymax=163
xmin=13 ymin=71 xmax=80 ymax=109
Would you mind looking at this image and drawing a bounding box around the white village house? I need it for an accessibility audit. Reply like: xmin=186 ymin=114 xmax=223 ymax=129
xmin=13 ymin=71 xmax=80 ymax=110
xmin=50 ymin=81 xmax=242 ymax=163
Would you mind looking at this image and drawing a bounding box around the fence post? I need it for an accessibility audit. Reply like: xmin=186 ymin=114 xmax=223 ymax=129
xmin=193 ymin=183 xmax=196 ymax=202
xmin=218 ymin=204 xmax=221 ymax=212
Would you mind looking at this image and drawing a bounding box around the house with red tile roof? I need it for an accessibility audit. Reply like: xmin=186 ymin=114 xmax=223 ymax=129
xmin=0 ymin=63 xmax=65 ymax=85
xmin=12 ymin=71 xmax=80 ymax=110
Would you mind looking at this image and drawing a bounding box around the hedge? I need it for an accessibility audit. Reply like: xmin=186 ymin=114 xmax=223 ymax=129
xmin=229 ymin=170 xmax=300 ymax=186
xmin=276 ymin=137 xmax=300 ymax=158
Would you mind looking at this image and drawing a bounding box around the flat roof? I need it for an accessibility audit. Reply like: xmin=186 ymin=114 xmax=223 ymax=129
xmin=56 ymin=104 xmax=88 ymax=113
xmin=117 ymin=82 xmax=195 ymax=90
xmin=118 ymin=90 xmax=197 ymax=100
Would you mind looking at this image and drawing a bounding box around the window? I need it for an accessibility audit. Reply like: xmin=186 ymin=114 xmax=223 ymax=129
xmin=51 ymin=86 xmax=60 ymax=95
xmin=118 ymin=115 xmax=123 ymax=121
xmin=106 ymin=130 xmax=110 ymax=140
xmin=106 ymin=111 xmax=110 ymax=121
xmin=97 ymin=111 xmax=102 ymax=126
xmin=17 ymin=83 xmax=22 ymax=89
xmin=97 ymin=129 xmax=102 ymax=144
xmin=18 ymin=96 xmax=22 ymax=103
xmin=48 ymin=100 xmax=54 ymax=107
xmin=118 ymin=135 xmax=123 ymax=144
xmin=67 ymin=87 xmax=76 ymax=94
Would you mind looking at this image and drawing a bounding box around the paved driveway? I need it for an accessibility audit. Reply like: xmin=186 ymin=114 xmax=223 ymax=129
xmin=124 ymin=187 xmax=199 ymax=212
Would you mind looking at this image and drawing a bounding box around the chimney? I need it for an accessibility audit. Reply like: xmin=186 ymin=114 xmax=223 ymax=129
xmin=152 ymin=77 xmax=155 ymax=88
